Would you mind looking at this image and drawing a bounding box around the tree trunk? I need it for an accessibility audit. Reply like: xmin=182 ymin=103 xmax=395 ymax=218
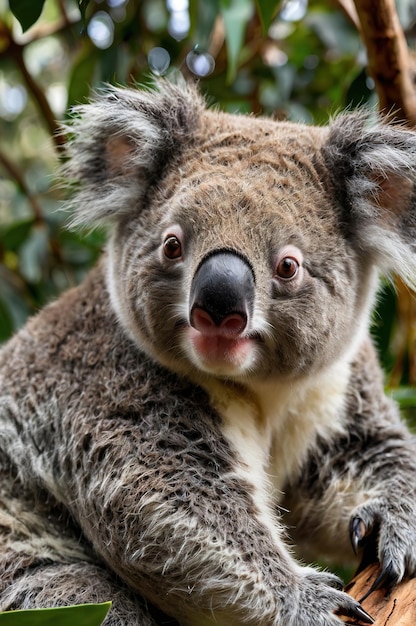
xmin=342 ymin=562 xmax=416 ymax=624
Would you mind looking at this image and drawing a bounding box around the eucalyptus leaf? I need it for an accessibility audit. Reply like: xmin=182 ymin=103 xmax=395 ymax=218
xmin=79 ymin=0 xmax=91 ymax=25
xmin=9 ymin=0 xmax=46 ymax=32
xmin=0 ymin=265 xmax=31 ymax=334
xmin=0 ymin=298 xmax=14 ymax=342
xmin=255 ymin=0 xmax=280 ymax=33
xmin=0 ymin=218 xmax=35 ymax=252
xmin=390 ymin=387 xmax=416 ymax=410
xmin=189 ymin=0 xmax=220 ymax=48
xmin=19 ymin=225 xmax=49 ymax=284
xmin=67 ymin=49 xmax=97 ymax=108
xmin=220 ymin=0 xmax=253 ymax=83
xmin=0 ymin=602 xmax=111 ymax=626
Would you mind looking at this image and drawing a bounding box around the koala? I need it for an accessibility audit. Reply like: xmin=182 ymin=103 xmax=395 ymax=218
xmin=0 ymin=79 xmax=416 ymax=626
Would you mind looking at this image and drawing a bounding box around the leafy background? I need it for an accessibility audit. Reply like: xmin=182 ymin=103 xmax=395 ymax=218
xmin=0 ymin=0 xmax=416 ymax=622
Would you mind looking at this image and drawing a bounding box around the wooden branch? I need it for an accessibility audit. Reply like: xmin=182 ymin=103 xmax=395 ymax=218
xmin=342 ymin=562 xmax=416 ymax=624
xmin=352 ymin=0 xmax=416 ymax=125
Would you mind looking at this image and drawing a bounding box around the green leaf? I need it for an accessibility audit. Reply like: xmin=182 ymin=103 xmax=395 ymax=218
xmin=0 ymin=602 xmax=111 ymax=626
xmin=8 ymin=0 xmax=46 ymax=32
xmin=79 ymin=0 xmax=91 ymax=25
xmin=19 ymin=225 xmax=49 ymax=284
xmin=220 ymin=0 xmax=253 ymax=83
xmin=0 ymin=218 xmax=35 ymax=252
xmin=255 ymin=0 xmax=280 ymax=34
xmin=67 ymin=49 xmax=97 ymax=108
xmin=390 ymin=387 xmax=416 ymax=410
xmin=189 ymin=0 xmax=220 ymax=49
xmin=0 ymin=298 xmax=14 ymax=342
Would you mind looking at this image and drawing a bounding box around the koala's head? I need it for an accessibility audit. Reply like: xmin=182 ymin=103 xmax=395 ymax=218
xmin=65 ymin=79 xmax=416 ymax=383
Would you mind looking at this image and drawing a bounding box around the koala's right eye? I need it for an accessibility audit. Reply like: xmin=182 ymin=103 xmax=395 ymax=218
xmin=163 ymin=235 xmax=182 ymax=260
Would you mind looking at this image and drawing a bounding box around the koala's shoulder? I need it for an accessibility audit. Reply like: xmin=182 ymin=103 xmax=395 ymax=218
xmin=346 ymin=337 xmax=400 ymax=428
xmin=0 ymin=258 xmax=119 ymax=379
xmin=0 ymin=256 xmax=209 ymax=422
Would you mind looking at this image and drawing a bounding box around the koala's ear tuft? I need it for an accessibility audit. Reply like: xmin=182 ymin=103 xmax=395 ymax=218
xmin=63 ymin=78 xmax=204 ymax=228
xmin=322 ymin=113 xmax=416 ymax=289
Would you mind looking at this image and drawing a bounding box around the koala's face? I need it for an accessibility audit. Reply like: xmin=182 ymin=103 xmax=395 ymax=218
xmin=67 ymin=81 xmax=416 ymax=384
xmin=106 ymin=120 xmax=371 ymax=383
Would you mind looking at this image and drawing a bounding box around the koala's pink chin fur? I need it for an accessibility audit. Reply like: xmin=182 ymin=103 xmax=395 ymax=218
xmin=187 ymin=326 xmax=256 ymax=372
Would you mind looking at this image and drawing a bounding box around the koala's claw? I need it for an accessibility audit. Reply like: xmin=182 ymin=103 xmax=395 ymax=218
xmin=371 ymin=561 xmax=398 ymax=589
xmin=350 ymin=516 xmax=367 ymax=555
xmin=359 ymin=561 xmax=398 ymax=603
xmin=298 ymin=569 xmax=374 ymax=625
xmin=340 ymin=603 xmax=374 ymax=624
xmin=351 ymin=497 xmax=416 ymax=594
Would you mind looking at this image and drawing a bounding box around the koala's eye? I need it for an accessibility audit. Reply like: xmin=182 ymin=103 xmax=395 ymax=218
xmin=275 ymin=257 xmax=299 ymax=280
xmin=163 ymin=235 xmax=182 ymax=260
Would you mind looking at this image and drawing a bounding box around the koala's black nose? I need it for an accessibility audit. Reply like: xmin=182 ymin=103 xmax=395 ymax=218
xmin=189 ymin=251 xmax=255 ymax=336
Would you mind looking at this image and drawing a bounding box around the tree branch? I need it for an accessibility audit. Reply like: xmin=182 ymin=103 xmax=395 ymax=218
xmin=342 ymin=562 xmax=416 ymax=625
xmin=352 ymin=0 xmax=416 ymax=125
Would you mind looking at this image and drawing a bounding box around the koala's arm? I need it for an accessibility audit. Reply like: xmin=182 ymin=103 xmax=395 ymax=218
xmin=282 ymin=338 xmax=416 ymax=583
xmin=0 ymin=264 xmax=367 ymax=626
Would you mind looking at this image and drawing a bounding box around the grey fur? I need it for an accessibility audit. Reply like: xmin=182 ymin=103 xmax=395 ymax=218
xmin=0 ymin=79 xmax=416 ymax=625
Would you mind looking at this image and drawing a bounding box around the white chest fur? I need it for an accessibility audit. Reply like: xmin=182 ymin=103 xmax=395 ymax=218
xmin=201 ymin=359 xmax=350 ymax=499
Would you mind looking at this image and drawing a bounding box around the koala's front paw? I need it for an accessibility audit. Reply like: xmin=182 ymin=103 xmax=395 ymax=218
xmin=291 ymin=568 xmax=374 ymax=625
xmin=350 ymin=497 xmax=416 ymax=588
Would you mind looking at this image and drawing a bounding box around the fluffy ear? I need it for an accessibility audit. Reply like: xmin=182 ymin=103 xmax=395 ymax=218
xmin=63 ymin=78 xmax=204 ymax=228
xmin=322 ymin=113 xmax=416 ymax=290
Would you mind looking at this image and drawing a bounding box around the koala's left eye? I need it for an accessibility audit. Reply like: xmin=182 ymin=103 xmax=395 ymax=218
xmin=163 ymin=235 xmax=182 ymax=259
xmin=275 ymin=257 xmax=299 ymax=280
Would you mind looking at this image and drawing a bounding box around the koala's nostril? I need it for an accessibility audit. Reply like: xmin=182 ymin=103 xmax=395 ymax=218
xmin=191 ymin=307 xmax=216 ymax=334
xmin=219 ymin=313 xmax=247 ymax=336
xmin=191 ymin=307 xmax=247 ymax=337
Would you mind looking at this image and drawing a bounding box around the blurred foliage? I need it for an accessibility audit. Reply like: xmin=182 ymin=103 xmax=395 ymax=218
xmin=0 ymin=0 xmax=415 ymax=420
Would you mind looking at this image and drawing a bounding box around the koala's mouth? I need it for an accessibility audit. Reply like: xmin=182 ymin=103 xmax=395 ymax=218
xmin=186 ymin=327 xmax=257 ymax=374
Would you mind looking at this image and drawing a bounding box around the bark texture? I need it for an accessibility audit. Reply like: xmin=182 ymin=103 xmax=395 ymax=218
xmin=343 ymin=563 xmax=416 ymax=624
xmin=352 ymin=0 xmax=416 ymax=125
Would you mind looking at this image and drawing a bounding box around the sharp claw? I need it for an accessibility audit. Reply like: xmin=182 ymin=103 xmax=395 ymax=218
xmin=353 ymin=605 xmax=375 ymax=624
xmin=359 ymin=562 xmax=398 ymax=603
xmin=373 ymin=562 xmax=396 ymax=588
xmin=338 ymin=601 xmax=375 ymax=624
xmin=346 ymin=603 xmax=375 ymax=624
xmin=350 ymin=517 xmax=366 ymax=555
